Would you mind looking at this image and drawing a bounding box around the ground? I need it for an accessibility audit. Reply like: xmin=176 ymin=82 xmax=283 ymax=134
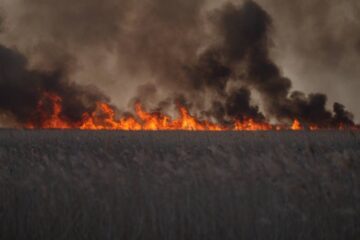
xmin=0 ymin=130 xmax=359 ymax=239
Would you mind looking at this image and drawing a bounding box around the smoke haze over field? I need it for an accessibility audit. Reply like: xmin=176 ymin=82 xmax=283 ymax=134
xmin=0 ymin=0 xmax=358 ymax=127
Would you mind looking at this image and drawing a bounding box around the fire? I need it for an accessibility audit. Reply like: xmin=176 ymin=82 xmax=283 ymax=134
xmin=80 ymin=102 xmax=228 ymax=131
xmin=234 ymin=119 xmax=272 ymax=131
xmin=25 ymin=93 xmax=358 ymax=131
xmin=80 ymin=103 xmax=142 ymax=130
xmin=291 ymin=119 xmax=302 ymax=131
xmin=26 ymin=93 xmax=74 ymax=129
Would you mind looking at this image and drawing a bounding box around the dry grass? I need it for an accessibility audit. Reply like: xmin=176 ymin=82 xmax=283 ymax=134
xmin=0 ymin=130 xmax=360 ymax=240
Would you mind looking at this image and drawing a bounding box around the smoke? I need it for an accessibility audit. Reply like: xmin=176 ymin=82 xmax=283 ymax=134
xmin=257 ymin=0 xmax=360 ymax=119
xmin=0 ymin=0 xmax=357 ymax=127
xmin=209 ymin=1 xmax=292 ymax=118
xmin=0 ymin=0 xmax=126 ymax=63
xmin=333 ymin=103 xmax=355 ymax=127
xmin=225 ymin=87 xmax=265 ymax=122
xmin=0 ymin=44 xmax=109 ymax=126
xmin=182 ymin=1 xmax=354 ymax=126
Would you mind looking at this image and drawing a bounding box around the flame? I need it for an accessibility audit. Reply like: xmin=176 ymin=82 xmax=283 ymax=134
xmin=234 ymin=119 xmax=272 ymax=131
xmin=26 ymin=93 xmax=74 ymax=129
xmin=25 ymin=93 xmax=359 ymax=131
xmin=78 ymin=102 xmax=225 ymax=131
xmin=291 ymin=119 xmax=302 ymax=131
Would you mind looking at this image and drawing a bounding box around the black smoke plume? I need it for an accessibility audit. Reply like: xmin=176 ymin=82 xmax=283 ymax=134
xmin=225 ymin=87 xmax=265 ymax=122
xmin=0 ymin=45 xmax=108 ymax=127
xmin=0 ymin=0 xmax=356 ymax=128
xmin=184 ymin=1 xmax=354 ymax=127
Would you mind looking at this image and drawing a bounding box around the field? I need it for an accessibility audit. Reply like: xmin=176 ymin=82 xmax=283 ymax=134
xmin=0 ymin=130 xmax=360 ymax=240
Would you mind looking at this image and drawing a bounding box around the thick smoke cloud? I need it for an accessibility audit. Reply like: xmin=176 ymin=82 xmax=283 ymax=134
xmin=225 ymin=87 xmax=265 ymax=122
xmin=257 ymin=0 xmax=360 ymax=119
xmin=0 ymin=44 xmax=108 ymax=126
xmin=0 ymin=0 xmax=357 ymax=127
xmin=184 ymin=1 xmax=354 ymax=126
xmin=212 ymin=1 xmax=292 ymax=117
xmin=0 ymin=0 xmax=207 ymax=110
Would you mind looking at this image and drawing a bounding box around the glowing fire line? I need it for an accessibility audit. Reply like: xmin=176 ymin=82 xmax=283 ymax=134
xmin=25 ymin=93 xmax=358 ymax=131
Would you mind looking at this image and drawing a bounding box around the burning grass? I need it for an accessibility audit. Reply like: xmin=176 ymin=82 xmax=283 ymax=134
xmin=24 ymin=93 xmax=359 ymax=131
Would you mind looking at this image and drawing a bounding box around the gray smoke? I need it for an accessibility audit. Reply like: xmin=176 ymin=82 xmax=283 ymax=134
xmin=0 ymin=44 xmax=109 ymax=127
xmin=0 ymin=0 xmax=357 ymax=127
xmin=183 ymin=1 xmax=355 ymax=126
xmin=258 ymin=0 xmax=360 ymax=119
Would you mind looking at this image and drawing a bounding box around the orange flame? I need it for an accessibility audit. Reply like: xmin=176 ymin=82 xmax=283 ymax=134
xmin=291 ymin=119 xmax=302 ymax=131
xmin=81 ymin=103 xmax=228 ymax=131
xmin=26 ymin=93 xmax=73 ymax=129
xmin=234 ymin=119 xmax=272 ymax=131
xmin=25 ymin=93 xmax=358 ymax=131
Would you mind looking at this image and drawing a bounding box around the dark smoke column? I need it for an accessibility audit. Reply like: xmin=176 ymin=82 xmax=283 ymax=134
xmin=0 ymin=45 xmax=109 ymax=127
xmin=183 ymin=0 xmax=355 ymax=127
